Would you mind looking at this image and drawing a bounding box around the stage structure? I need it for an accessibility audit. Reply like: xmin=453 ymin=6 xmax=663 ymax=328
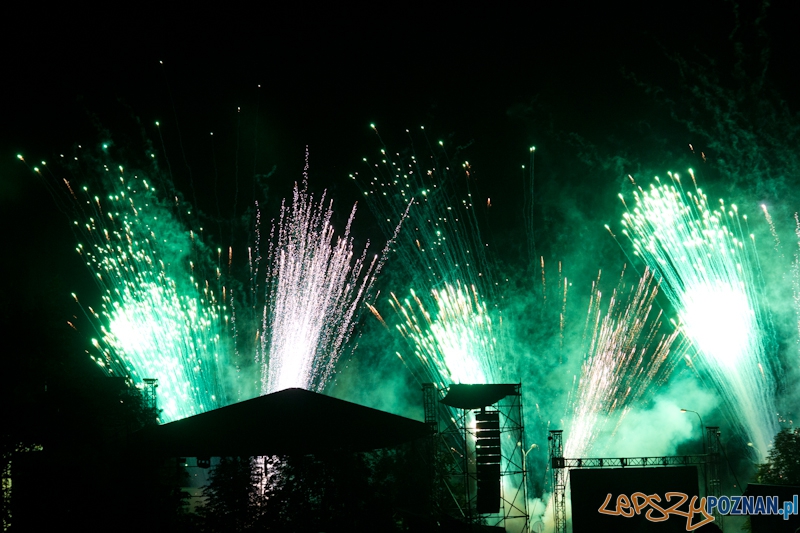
xmin=424 ymin=383 xmax=530 ymax=532
xmin=548 ymin=428 xmax=723 ymax=533
xmin=142 ymin=378 xmax=158 ymax=412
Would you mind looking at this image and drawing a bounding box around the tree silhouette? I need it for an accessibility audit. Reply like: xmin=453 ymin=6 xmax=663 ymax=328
xmin=758 ymin=427 xmax=800 ymax=485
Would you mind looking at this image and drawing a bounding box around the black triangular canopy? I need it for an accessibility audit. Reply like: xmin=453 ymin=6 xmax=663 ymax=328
xmin=440 ymin=384 xmax=520 ymax=410
xmin=130 ymin=388 xmax=430 ymax=457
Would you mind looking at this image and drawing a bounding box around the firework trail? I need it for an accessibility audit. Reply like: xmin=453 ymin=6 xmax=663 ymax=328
xmin=253 ymin=158 xmax=388 ymax=394
xmin=619 ymin=172 xmax=780 ymax=455
xmin=565 ymin=266 xmax=686 ymax=457
xmin=352 ymin=127 xmax=503 ymax=386
xmin=352 ymin=127 xmax=496 ymax=291
xmin=762 ymin=206 xmax=800 ymax=366
xmin=792 ymin=214 xmax=800 ymax=345
xmin=57 ymin=161 xmax=230 ymax=423
xmin=523 ymin=147 xmax=536 ymax=268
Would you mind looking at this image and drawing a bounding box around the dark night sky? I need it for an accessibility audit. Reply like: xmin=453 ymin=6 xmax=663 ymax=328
xmin=3 ymin=2 xmax=799 ymax=465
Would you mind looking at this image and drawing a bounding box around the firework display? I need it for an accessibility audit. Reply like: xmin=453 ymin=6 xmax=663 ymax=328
xmin=389 ymin=282 xmax=499 ymax=388
xmin=64 ymin=164 xmax=229 ymax=422
xmin=253 ymin=175 xmax=386 ymax=394
xmin=352 ymin=128 xmax=506 ymax=387
xmin=21 ymin=137 xmax=790 ymax=477
xmin=619 ymin=173 xmax=781 ymax=455
xmin=13 ymin=11 xmax=800 ymax=532
xmin=565 ymin=267 xmax=686 ymax=457
xmin=18 ymin=137 xmax=799 ymax=533
xmin=353 ymin=134 xmax=688 ymax=461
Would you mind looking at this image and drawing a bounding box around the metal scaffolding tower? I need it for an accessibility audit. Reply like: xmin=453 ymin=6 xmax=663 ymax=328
xmin=142 ymin=378 xmax=158 ymax=413
xmin=548 ymin=430 xmax=567 ymax=533
xmin=424 ymin=383 xmax=530 ymax=532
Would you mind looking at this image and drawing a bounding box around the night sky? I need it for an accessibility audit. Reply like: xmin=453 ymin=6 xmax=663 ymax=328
xmin=3 ymin=2 xmax=800 ymax=520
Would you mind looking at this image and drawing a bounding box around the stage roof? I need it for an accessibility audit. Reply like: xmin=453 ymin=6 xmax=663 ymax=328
xmin=130 ymin=388 xmax=430 ymax=457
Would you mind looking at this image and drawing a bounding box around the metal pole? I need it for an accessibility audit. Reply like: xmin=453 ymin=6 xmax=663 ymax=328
xmin=681 ymin=408 xmax=708 ymax=499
